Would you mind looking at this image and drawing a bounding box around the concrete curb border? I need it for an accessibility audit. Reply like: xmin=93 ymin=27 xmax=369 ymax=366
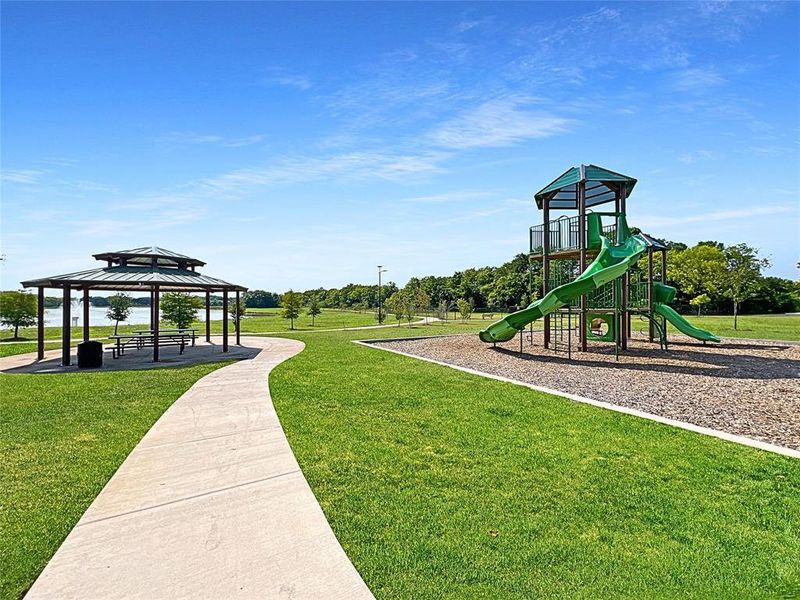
xmin=354 ymin=339 xmax=800 ymax=460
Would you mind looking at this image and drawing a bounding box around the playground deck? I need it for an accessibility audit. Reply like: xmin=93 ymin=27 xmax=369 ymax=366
xmin=371 ymin=333 xmax=800 ymax=451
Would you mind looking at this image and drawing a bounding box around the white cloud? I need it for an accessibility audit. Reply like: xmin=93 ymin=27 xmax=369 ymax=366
xmin=428 ymin=96 xmax=572 ymax=149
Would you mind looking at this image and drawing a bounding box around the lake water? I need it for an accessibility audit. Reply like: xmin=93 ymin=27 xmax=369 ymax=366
xmin=43 ymin=306 xmax=225 ymax=327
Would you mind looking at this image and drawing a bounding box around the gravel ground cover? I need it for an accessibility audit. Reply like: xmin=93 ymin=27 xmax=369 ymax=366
xmin=372 ymin=332 xmax=800 ymax=450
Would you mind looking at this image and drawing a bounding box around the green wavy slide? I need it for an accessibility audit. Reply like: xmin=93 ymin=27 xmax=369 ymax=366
xmin=479 ymin=215 xmax=647 ymax=343
xmin=653 ymin=301 xmax=720 ymax=343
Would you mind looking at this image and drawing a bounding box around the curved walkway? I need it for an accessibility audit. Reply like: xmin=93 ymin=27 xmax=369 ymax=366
xmin=25 ymin=336 xmax=374 ymax=599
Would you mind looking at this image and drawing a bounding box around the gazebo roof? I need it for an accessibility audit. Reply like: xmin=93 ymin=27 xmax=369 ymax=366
xmin=93 ymin=246 xmax=206 ymax=268
xmin=534 ymin=164 xmax=637 ymax=210
xmin=21 ymin=247 xmax=245 ymax=292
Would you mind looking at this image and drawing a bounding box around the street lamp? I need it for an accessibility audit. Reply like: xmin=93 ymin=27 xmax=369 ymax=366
xmin=377 ymin=265 xmax=388 ymax=323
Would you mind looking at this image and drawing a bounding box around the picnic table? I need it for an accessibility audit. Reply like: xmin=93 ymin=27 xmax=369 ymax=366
xmin=109 ymin=328 xmax=197 ymax=359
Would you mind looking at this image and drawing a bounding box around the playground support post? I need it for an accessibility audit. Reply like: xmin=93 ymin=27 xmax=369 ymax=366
xmin=647 ymin=249 xmax=654 ymax=342
xmin=578 ymin=168 xmax=587 ymax=351
xmin=661 ymin=249 xmax=668 ymax=347
xmin=542 ymin=198 xmax=550 ymax=349
xmin=620 ymin=183 xmax=629 ymax=350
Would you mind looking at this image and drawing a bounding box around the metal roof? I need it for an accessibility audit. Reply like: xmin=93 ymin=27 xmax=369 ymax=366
xmin=534 ymin=164 xmax=637 ymax=210
xmin=21 ymin=265 xmax=246 ymax=292
xmin=93 ymin=246 xmax=206 ymax=268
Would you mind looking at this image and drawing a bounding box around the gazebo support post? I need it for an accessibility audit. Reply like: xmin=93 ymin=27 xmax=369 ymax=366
xmin=205 ymin=290 xmax=211 ymax=342
xmin=62 ymin=285 xmax=71 ymax=366
xmin=235 ymin=290 xmax=241 ymax=345
xmin=153 ymin=285 xmax=160 ymax=362
xmin=37 ymin=287 xmax=45 ymax=361
xmin=222 ymin=290 xmax=229 ymax=353
xmin=82 ymin=288 xmax=90 ymax=342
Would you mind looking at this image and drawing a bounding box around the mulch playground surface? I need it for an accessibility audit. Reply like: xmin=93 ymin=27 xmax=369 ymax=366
xmin=372 ymin=332 xmax=800 ymax=451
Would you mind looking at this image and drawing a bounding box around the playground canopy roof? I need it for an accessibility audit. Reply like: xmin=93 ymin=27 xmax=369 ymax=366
xmin=21 ymin=246 xmax=246 ymax=292
xmin=639 ymin=232 xmax=670 ymax=252
xmin=534 ymin=164 xmax=637 ymax=210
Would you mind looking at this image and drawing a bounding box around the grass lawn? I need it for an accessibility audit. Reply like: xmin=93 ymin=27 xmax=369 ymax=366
xmin=0 ymin=362 xmax=229 ymax=600
xmin=671 ymin=314 xmax=800 ymax=341
xmin=269 ymin=323 xmax=800 ymax=599
xmin=0 ymin=308 xmax=383 ymax=344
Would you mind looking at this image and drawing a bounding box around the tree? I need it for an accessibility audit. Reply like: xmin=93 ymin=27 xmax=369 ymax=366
xmin=668 ymin=244 xmax=727 ymax=302
xmin=160 ymin=292 xmax=202 ymax=329
xmin=106 ymin=293 xmax=133 ymax=335
xmin=384 ymin=291 xmax=405 ymax=327
xmin=281 ymin=290 xmax=303 ymax=329
xmin=457 ymin=298 xmax=473 ymax=322
xmin=722 ymin=244 xmax=771 ymax=329
xmin=689 ymin=293 xmax=710 ymax=316
xmin=403 ymin=286 xmax=430 ymax=325
xmin=0 ymin=290 xmax=38 ymax=339
xmin=229 ymin=294 xmax=247 ymax=332
xmin=306 ymin=295 xmax=322 ymax=326
xmin=245 ymin=289 xmax=281 ymax=308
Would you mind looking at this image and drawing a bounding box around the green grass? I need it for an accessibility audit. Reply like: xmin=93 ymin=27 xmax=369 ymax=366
xmin=269 ymin=323 xmax=800 ymax=599
xmin=0 ymin=362 xmax=229 ymax=599
xmin=669 ymin=314 xmax=800 ymax=341
xmin=0 ymin=342 xmax=62 ymax=358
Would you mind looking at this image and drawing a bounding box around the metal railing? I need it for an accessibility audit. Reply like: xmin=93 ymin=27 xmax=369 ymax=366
xmin=530 ymin=213 xmax=618 ymax=255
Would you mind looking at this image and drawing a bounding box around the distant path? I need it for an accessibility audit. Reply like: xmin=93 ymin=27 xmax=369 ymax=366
xmin=25 ymin=337 xmax=374 ymax=599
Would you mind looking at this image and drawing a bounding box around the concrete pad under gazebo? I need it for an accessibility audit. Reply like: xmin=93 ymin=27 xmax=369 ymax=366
xmin=21 ymin=246 xmax=247 ymax=366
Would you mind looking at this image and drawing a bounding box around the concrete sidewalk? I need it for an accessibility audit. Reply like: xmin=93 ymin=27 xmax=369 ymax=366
xmin=25 ymin=336 xmax=374 ymax=599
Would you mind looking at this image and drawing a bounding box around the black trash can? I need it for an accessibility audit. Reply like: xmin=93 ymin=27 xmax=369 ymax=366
xmin=77 ymin=341 xmax=103 ymax=369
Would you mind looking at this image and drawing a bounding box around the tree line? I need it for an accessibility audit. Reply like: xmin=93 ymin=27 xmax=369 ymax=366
xmin=2 ymin=238 xmax=796 ymax=337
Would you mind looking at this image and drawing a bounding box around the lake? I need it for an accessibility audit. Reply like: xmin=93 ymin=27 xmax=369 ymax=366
xmin=43 ymin=306 xmax=225 ymax=327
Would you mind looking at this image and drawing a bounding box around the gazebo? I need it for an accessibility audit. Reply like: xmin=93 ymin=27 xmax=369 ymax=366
xmin=21 ymin=246 xmax=247 ymax=366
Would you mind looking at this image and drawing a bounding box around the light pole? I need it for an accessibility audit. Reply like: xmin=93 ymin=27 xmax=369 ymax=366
xmin=377 ymin=265 xmax=387 ymax=323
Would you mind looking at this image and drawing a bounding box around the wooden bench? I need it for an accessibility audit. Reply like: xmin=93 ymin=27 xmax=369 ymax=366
xmin=109 ymin=329 xmax=197 ymax=359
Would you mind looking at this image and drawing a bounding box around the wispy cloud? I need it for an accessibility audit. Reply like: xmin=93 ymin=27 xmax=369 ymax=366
xmin=73 ymin=208 xmax=205 ymax=237
xmin=262 ymin=68 xmax=312 ymax=91
xmin=678 ymin=150 xmax=716 ymax=163
xmin=638 ymin=204 xmax=796 ymax=228
xmin=669 ymin=67 xmax=727 ymax=93
xmin=429 ymin=96 xmax=572 ymax=149
xmin=158 ymin=131 xmax=265 ymax=147
xmin=193 ymin=150 xmax=449 ymax=196
xmin=1 ymin=169 xmax=47 ymax=184
xmin=400 ymin=190 xmax=496 ymax=203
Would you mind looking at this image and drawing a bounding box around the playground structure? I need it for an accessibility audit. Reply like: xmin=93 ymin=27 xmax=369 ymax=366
xmin=479 ymin=165 xmax=719 ymax=354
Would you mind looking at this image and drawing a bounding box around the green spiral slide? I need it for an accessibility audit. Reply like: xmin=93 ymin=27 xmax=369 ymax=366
xmin=479 ymin=214 xmax=647 ymax=343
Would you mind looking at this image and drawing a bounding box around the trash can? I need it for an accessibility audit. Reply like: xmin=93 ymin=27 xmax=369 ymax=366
xmin=77 ymin=340 xmax=103 ymax=369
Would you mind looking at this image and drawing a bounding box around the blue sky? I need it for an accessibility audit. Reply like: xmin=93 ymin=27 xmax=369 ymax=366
xmin=2 ymin=1 xmax=798 ymax=292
